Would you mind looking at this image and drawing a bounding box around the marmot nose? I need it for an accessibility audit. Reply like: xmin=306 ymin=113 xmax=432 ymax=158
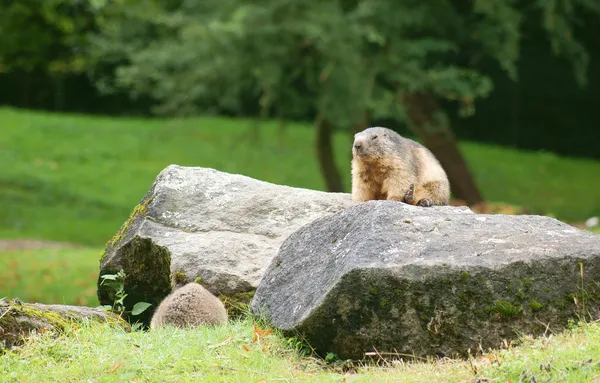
xmin=354 ymin=144 xmax=362 ymax=150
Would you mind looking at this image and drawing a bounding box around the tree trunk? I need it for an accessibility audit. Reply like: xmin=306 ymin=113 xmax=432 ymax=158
xmin=20 ymin=73 xmax=32 ymax=108
xmin=315 ymin=114 xmax=344 ymax=192
xmin=402 ymin=92 xmax=484 ymax=205
xmin=53 ymin=74 xmax=65 ymax=111
xmin=277 ymin=115 xmax=287 ymax=146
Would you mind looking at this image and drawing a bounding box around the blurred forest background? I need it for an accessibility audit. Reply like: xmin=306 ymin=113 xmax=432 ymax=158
xmin=1 ymin=0 xmax=600 ymax=307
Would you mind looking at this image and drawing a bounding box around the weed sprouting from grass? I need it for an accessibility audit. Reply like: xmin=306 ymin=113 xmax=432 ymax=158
xmin=573 ymin=261 xmax=595 ymax=323
xmin=99 ymin=270 xmax=127 ymax=314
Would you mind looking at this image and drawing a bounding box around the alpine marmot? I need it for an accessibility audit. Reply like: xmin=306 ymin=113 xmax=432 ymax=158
xmin=150 ymin=281 xmax=228 ymax=330
xmin=351 ymin=126 xmax=450 ymax=207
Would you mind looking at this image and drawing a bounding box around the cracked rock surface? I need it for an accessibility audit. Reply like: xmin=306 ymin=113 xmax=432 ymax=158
xmin=97 ymin=165 xmax=352 ymax=324
xmin=251 ymin=200 xmax=600 ymax=359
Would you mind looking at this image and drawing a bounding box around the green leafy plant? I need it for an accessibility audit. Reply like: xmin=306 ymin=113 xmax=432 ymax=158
xmin=99 ymin=270 xmax=152 ymax=320
xmin=324 ymin=352 xmax=338 ymax=364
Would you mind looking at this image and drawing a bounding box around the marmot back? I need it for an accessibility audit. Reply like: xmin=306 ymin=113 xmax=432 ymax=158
xmin=150 ymin=282 xmax=228 ymax=330
xmin=351 ymin=126 xmax=450 ymax=206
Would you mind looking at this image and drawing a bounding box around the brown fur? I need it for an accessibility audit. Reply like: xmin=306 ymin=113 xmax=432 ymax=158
xmin=150 ymin=282 xmax=228 ymax=330
xmin=351 ymin=127 xmax=450 ymax=206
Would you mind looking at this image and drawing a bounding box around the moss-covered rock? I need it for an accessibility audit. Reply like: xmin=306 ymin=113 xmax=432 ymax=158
xmin=97 ymin=236 xmax=172 ymax=326
xmin=218 ymin=291 xmax=256 ymax=320
xmin=100 ymin=195 xmax=154 ymax=265
xmin=0 ymin=299 xmax=129 ymax=351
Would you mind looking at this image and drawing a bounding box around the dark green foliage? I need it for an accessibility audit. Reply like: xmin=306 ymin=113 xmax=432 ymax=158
xmin=90 ymin=0 xmax=488 ymax=122
xmin=0 ymin=0 xmax=93 ymax=74
xmin=1 ymin=0 xmax=599 ymax=157
xmin=89 ymin=0 xmax=600 ymax=128
xmin=0 ymin=0 xmax=99 ymax=111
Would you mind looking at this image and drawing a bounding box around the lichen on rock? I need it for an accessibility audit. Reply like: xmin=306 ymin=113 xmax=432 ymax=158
xmin=101 ymin=194 xmax=154 ymax=263
xmin=0 ymin=299 xmax=130 ymax=351
xmin=218 ymin=291 xmax=256 ymax=319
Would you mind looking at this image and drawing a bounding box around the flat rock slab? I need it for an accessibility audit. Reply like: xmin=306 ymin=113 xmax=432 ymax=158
xmin=251 ymin=200 xmax=600 ymax=360
xmin=97 ymin=165 xmax=353 ymax=324
xmin=0 ymin=299 xmax=130 ymax=350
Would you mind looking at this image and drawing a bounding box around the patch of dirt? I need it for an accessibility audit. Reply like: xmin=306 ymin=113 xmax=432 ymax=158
xmin=0 ymin=239 xmax=82 ymax=251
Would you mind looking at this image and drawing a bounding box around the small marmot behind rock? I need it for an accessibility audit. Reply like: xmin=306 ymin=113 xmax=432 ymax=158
xmin=351 ymin=127 xmax=450 ymax=207
xmin=150 ymin=281 xmax=228 ymax=330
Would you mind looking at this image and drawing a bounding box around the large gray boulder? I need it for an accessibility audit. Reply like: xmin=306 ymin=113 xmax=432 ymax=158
xmin=251 ymin=200 xmax=600 ymax=360
xmin=97 ymin=165 xmax=353 ymax=325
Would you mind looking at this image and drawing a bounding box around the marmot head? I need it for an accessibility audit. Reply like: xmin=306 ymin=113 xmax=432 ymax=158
xmin=352 ymin=127 xmax=402 ymax=160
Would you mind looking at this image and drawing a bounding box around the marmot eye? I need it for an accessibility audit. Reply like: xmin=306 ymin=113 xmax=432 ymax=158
xmin=372 ymin=135 xmax=378 ymax=140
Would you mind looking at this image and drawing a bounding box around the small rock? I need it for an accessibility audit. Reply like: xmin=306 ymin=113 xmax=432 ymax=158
xmin=585 ymin=217 xmax=599 ymax=228
xmin=0 ymin=299 xmax=129 ymax=350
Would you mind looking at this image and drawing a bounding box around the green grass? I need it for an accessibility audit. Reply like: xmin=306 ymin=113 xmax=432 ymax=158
xmin=2 ymin=316 xmax=600 ymax=382
xmin=461 ymin=142 xmax=600 ymax=220
xmin=0 ymin=107 xmax=348 ymax=245
xmin=0 ymin=246 xmax=100 ymax=306
xmin=1 ymin=107 xmax=600 ymax=246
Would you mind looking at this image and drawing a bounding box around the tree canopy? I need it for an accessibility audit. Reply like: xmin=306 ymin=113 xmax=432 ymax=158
xmin=0 ymin=0 xmax=93 ymax=76
xmin=90 ymin=0 xmax=599 ymax=121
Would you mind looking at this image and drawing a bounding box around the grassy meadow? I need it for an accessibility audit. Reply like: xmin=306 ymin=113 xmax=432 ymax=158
xmin=1 ymin=315 xmax=600 ymax=382
xmin=1 ymin=106 xmax=600 ymax=246
xmin=2 ymin=106 xmax=600 ymax=382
